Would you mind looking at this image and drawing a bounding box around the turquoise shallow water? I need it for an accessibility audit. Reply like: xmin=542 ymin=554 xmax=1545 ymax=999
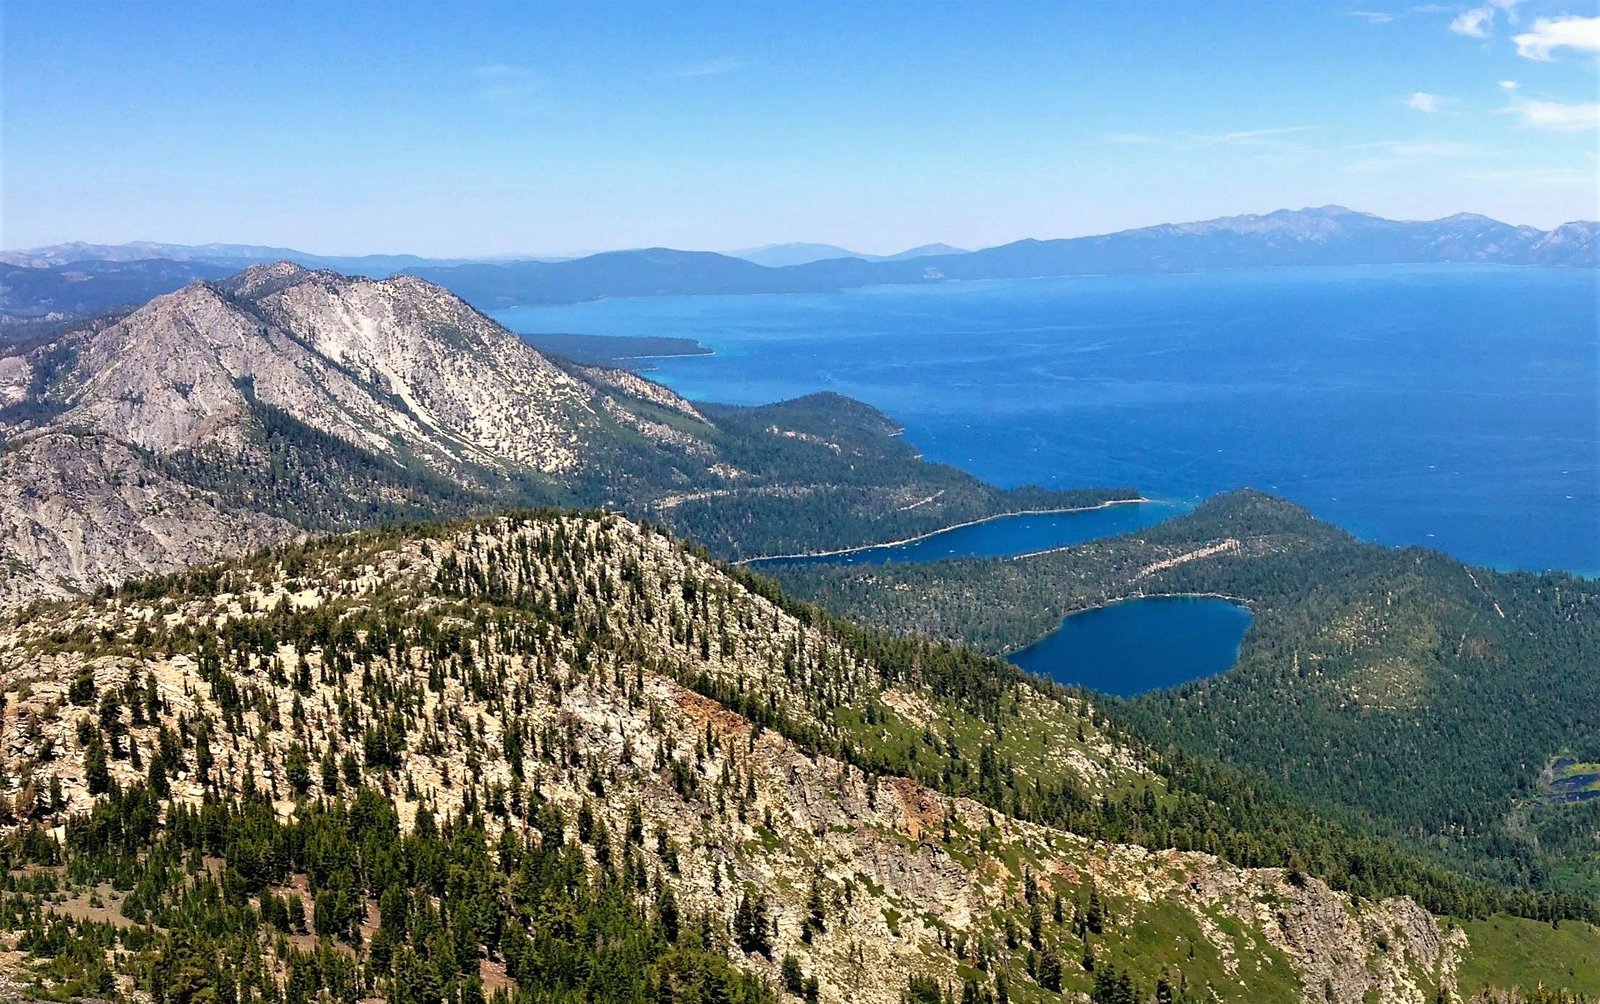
xmin=495 ymin=264 xmax=1600 ymax=575
xmin=1007 ymin=597 xmax=1254 ymax=697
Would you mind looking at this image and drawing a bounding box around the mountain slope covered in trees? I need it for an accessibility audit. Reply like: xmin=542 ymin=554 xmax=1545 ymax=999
xmin=766 ymin=492 xmax=1600 ymax=901
xmin=2 ymin=511 xmax=1597 ymax=1002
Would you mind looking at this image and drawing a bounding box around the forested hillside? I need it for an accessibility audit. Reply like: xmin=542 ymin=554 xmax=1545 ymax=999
xmin=767 ymin=491 xmax=1600 ymax=901
xmin=3 ymin=511 xmax=1596 ymax=1002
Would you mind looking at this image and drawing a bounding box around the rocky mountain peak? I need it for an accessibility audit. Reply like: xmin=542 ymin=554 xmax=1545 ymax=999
xmin=216 ymin=259 xmax=313 ymax=299
xmin=62 ymin=281 xmax=276 ymax=454
xmin=0 ymin=266 xmax=627 ymax=601
xmin=131 ymin=270 xmax=594 ymax=474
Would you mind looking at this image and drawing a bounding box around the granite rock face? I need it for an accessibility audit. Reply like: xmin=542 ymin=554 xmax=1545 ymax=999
xmin=0 ymin=263 xmax=709 ymax=605
xmin=50 ymin=264 xmax=601 ymax=473
xmin=0 ymin=433 xmax=296 ymax=606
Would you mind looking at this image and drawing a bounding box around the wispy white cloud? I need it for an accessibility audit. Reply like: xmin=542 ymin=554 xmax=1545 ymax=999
xmin=1450 ymin=7 xmax=1494 ymax=37
xmin=1382 ymin=140 xmax=1481 ymax=157
xmin=1369 ymin=139 xmax=1480 ymax=156
xmin=1104 ymin=126 xmax=1319 ymax=156
xmin=1507 ymin=97 xmax=1600 ymax=131
xmin=667 ymin=57 xmax=750 ymax=79
xmin=1349 ymin=10 xmax=1396 ymax=23
xmin=1407 ymin=91 xmax=1446 ymax=112
xmin=1191 ymin=126 xmax=1318 ymax=149
xmin=1494 ymin=0 xmax=1527 ymax=26
xmin=1513 ymin=15 xmax=1600 ymax=59
xmin=1460 ymin=165 xmax=1598 ymax=184
xmin=1499 ymin=80 xmax=1600 ymax=131
xmin=1447 ymin=0 xmax=1525 ymax=38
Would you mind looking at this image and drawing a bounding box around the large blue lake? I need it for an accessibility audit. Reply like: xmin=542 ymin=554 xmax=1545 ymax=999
xmin=495 ymin=264 xmax=1599 ymax=575
xmin=1008 ymin=598 xmax=1253 ymax=697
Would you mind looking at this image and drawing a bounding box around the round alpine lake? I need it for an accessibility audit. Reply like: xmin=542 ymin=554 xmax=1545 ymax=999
xmin=1007 ymin=597 xmax=1253 ymax=696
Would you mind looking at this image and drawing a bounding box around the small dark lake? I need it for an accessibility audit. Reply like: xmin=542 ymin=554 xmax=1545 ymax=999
xmin=746 ymin=501 xmax=1180 ymax=568
xmin=752 ymin=503 xmax=1249 ymax=695
xmin=1007 ymin=597 xmax=1253 ymax=697
xmin=1545 ymin=757 xmax=1600 ymax=805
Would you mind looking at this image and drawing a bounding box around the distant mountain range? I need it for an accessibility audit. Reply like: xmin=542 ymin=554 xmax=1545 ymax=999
xmin=3 ymin=206 xmax=1593 ymax=323
xmin=0 ymin=238 xmax=967 ymax=272
xmin=0 ymin=239 xmax=592 ymax=273
xmin=729 ymin=241 xmax=968 ymax=267
xmin=0 ymin=239 xmax=501 ymax=275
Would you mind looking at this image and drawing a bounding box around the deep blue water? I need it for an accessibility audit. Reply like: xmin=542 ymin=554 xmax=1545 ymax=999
xmin=1007 ymin=597 xmax=1254 ymax=696
xmin=745 ymin=501 xmax=1183 ymax=567
xmin=494 ymin=264 xmax=1600 ymax=575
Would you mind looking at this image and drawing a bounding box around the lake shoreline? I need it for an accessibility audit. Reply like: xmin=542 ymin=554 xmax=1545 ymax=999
xmin=736 ymin=496 xmax=1156 ymax=565
xmin=1000 ymin=591 xmax=1253 ymax=657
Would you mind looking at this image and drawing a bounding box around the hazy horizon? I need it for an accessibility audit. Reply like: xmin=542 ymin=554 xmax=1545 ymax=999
xmin=5 ymin=202 xmax=1594 ymax=263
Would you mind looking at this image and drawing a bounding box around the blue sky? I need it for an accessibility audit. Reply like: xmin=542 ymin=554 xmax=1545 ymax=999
xmin=2 ymin=1 xmax=1596 ymax=255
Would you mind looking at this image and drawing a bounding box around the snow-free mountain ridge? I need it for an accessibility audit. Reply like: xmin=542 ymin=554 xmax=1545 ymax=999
xmin=3 ymin=206 xmax=1592 ymax=323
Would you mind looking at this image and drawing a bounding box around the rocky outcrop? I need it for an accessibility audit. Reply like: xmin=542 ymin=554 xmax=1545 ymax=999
xmin=48 ymin=268 xmax=599 ymax=474
xmin=245 ymin=268 xmax=599 ymax=473
xmin=0 ymin=433 xmax=295 ymax=605
xmin=1189 ymin=865 xmax=1463 ymax=1004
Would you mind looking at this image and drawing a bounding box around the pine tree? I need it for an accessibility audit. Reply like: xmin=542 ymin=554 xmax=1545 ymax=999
xmin=803 ymin=874 xmax=827 ymax=943
xmin=1038 ymin=944 xmax=1063 ymax=991
xmin=85 ymin=734 xmax=110 ymax=796
xmin=734 ymin=888 xmax=773 ymax=958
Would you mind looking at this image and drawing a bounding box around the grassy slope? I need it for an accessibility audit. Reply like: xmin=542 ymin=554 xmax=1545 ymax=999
xmin=1455 ymin=918 xmax=1600 ymax=998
